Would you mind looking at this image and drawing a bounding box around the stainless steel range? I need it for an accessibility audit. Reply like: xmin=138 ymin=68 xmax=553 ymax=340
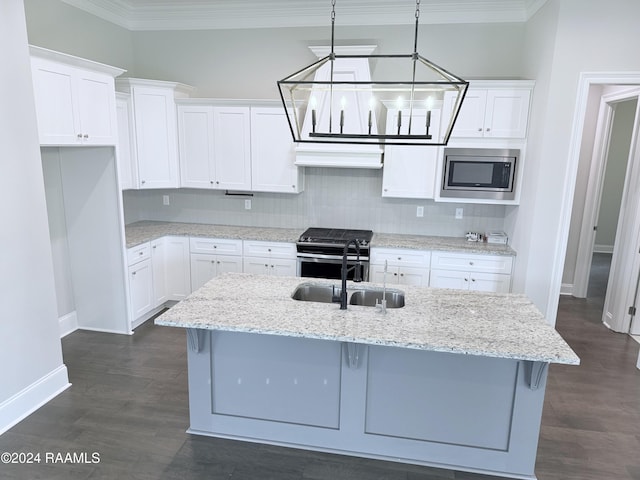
xmin=296 ymin=227 xmax=374 ymax=281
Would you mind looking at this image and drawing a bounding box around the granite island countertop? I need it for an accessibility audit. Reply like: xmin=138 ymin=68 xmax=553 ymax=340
xmin=125 ymin=221 xmax=516 ymax=256
xmin=155 ymin=272 xmax=578 ymax=365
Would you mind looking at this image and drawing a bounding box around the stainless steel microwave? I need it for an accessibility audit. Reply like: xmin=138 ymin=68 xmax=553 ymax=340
xmin=440 ymin=148 xmax=519 ymax=200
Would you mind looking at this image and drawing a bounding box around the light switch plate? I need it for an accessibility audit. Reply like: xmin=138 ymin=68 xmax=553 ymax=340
xmin=416 ymin=206 xmax=424 ymax=217
xmin=162 ymin=195 xmax=170 ymax=206
xmin=245 ymin=199 xmax=252 ymax=210
xmin=455 ymin=207 xmax=463 ymax=219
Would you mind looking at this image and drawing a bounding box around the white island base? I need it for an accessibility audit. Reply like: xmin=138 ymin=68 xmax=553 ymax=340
xmin=185 ymin=329 xmax=548 ymax=479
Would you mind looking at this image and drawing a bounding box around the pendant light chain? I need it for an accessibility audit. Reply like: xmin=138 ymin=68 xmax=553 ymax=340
xmin=328 ymin=0 xmax=337 ymax=132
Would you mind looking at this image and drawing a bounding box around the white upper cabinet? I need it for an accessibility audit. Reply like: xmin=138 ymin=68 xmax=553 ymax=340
xmin=30 ymin=46 xmax=124 ymax=146
xmin=251 ymin=107 xmax=303 ymax=193
xmin=115 ymin=93 xmax=137 ymax=190
xmin=382 ymin=108 xmax=441 ymax=199
xmin=116 ymin=78 xmax=193 ymax=189
xmin=443 ymin=81 xmax=533 ymax=139
xmin=213 ymin=106 xmax=252 ymax=190
xmin=177 ymin=102 xmax=303 ymax=193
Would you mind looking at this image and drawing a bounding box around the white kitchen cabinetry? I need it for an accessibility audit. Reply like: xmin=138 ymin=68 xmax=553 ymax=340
xmin=251 ymin=107 xmax=304 ymax=193
xmin=190 ymin=237 xmax=243 ymax=290
xmin=151 ymin=236 xmax=191 ymax=305
xmin=370 ymin=248 xmax=430 ymax=286
xmin=115 ymin=93 xmax=137 ymax=189
xmin=127 ymin=243 xmax=154 ymax=321
xmin=243 ymin=240 xmax=297 ymax=276
xmin=430 ymin=251 xmax=513 ymax=293
xmin=30 ymin=46 xmax=123 ymax=146
xmin=116 ymin=78 xmax=193 ymax=189
xmin=443 ymin=82 xmax=533 ymax=139
xmin=382 ymin=109 xmax=442 ymax=199
xmin=178 ymin=105 xmax=252 ymax=190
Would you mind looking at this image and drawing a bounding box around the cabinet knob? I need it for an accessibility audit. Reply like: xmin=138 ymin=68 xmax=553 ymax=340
xmin=268 ymin=248 xmax=271 ymax=252
xmin=77 ymin=133 xmax=82 ymax=139
xmin=210 ymin=180 xmax=214 ymax=184
xmin=464 ymin=278 xmax=468 ymax=282
xmin=397 ymin=257 xmax=401 ymax=260
xmin=132 ymin=271 xmax=136 ymax=276
xmin=264 ymin=264 xmax=268 ymax=267
xmin=83 ymin=134 xmax=89 ymax=139
xmin=471 ymin=278 xmax=476 ymax=282
xmin=486 ymin=128 xmax=491 ymax=132
xmin=469 ymin=261 xmax=474 ymax=266
xmin=216 ymin=181 xmax=220 ymax=185
xmin=393 ymin=273 xmax=398 ymax=276
xmin=292 ymin=185 xmax=295 ymax=189
xmin=400 ymin=273 xmax=404 ymax=277
xmin=213 ymin=245 xmax=217 ymax=249
xmin=477 ymin=128 xmax=483 ymax=132
xmin=139 ymin=251 xmax=143 ymax=256
xmin=141 ymin=180 xmax=146 ymax=185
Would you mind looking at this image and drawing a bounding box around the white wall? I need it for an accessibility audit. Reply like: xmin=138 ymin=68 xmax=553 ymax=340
xmin=0 ymin=0 xmax=69 ymax=434
xmin=512 ymin=0 xmax=640 ymax=322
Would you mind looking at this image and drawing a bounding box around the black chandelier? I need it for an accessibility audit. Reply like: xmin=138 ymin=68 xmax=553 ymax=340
xmin=277 ymin=0 xmax=468 ymax=147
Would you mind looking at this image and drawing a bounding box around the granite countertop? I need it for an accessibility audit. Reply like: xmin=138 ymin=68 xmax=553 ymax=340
xmin=125 ymin=221 xmax=516 ymax=256
xmin=155 ymin=272 xmax=579 ymax=365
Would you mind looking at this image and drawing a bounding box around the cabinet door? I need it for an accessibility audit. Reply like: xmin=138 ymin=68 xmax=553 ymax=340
xmin=429 ymin=269 xmax=470 ymax=290
xmin=370 ymin=264 xmax=399 ymax=284
xmin=151 ymin=239 xmax=168 ymax=307
xmin=115 ymin=94 xmax=137 ymax=189
xmin=243 ymin=257 xmax=270 ymax=275
xmin=270 ymin=258 xmax=297 ymax=277
xmin=468 ymin=272 xmax=511 ymax=293
xmin=216 ymin=255 xmax=243 ymax=275
xmin=445 ymin=89 xmax=487 ymax=138
xmin=397 ymin=266 xmax=429 ymax=286
xmin=178 ymin=105 xmax=215 ymax=189
xmin=30 ymin=57 xmax=79 ymax=145
xmin=132 ymin=86 xmax=179 ymax=188
xmin=76 ymin=70 xmax=117 ymax=145
xmin=190 ymin=253 xmax=218 ymax=291
xmin=213 ymin=106 xmax=252 ymax=190
xmin=483 ymin=89 xmax=531 ymax=138
xmin=251 ymin=107 xmax=302 ymax=193
xmin=164 ymin=236 xmax=192 ymax=300
xmin=128 ymin=259 xmax=153 ymax=319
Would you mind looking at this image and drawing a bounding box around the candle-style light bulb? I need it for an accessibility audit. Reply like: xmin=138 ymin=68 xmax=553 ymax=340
xmin=396 ymin=96 xmax=403 ymax=135
xmin=425 ymin=96 xmax=433 ymax=136
xmin=368 ymin=97 xmax=375 ymax=135
xmin=340 ymin=96 xmax=346 ymax=134
xmin=310 ymin=96 xmax=317 ymax=133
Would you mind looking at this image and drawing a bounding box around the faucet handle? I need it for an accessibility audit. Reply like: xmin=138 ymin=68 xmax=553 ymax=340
xmin=353 ymin=262 xmax=363 ymax=282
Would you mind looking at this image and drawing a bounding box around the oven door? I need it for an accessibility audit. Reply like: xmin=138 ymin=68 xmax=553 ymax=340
xmin=297 ymin=254 xmax=369 ymax=281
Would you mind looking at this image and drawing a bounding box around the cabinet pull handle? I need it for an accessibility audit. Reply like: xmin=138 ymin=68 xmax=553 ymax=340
xmin=77 ymin=133 xmax=82 ymax=138
xmin=464 ymin=278 xmax=468 ymax=282
xmin=83 ymin=134 xmax=89 ymax=138
xmin=477 ymin=128 xmax=483 ymax=132
xmin=471 ymin=278 xmax=476 ymax=282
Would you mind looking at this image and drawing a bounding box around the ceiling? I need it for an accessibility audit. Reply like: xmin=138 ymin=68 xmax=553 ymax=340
xmin=61 ymin=0 xmax=549 ymax=31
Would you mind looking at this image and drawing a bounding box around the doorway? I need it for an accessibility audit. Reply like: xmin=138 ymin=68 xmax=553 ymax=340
xmin=570 ymin=85 xmax=640 ymax=335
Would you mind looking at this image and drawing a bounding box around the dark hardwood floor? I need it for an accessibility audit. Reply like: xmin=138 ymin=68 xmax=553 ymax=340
xmin=1 ymin=262 xmax=639 ymax=479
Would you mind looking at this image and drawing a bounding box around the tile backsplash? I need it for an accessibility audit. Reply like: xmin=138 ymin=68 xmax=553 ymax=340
xmin=123 ymin=168 xmax=506 ymax=237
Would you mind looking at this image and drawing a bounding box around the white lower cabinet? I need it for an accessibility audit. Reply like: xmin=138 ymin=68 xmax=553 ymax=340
xmin=242 ymin=240 xmax=297 ymax=277
xmin=151 ymin=236 xmax=191 ymax=303
xmin=429 ymin=251 xmax=513 ymax=293
xmin=127 ymin=243 xmax=154 ymax=322
xmin=369 ymin=248 xmax=430 ymax=286
xmin=190 ymin=237 xmax=244 ymax=290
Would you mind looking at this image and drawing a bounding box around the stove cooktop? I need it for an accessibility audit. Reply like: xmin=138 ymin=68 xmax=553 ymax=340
xmin=298 ymin=227 xmax=374 ymax=246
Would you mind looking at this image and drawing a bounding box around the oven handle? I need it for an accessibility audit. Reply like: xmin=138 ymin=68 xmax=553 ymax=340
xmin=297 ymin=253 xmax=369 ymax=261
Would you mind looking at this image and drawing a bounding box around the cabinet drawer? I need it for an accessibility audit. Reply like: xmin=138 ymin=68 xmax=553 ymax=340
xmin=370 ymin=248 xmax=431 ymax=268
xmin=243 ymin=240 xmax=296 ymax=259
xmin=431 ymin=251 xmax=513 ymax=274
xmin=127 ymin=242 xmax=151 ymax=265
xmin=189 ymin=237 xmax=243 ymax=255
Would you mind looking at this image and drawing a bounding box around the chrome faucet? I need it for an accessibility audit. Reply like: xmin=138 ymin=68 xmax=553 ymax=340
xmin=376 ymin=260 xmax=388 ymax=314
xmin=332 ymin=239 xmax=362 ymax=310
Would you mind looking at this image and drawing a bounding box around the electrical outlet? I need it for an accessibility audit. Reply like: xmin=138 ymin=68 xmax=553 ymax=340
xmin=455 ymin=207 xmax=463 ymax=219
xmin=416 ymin=206 xmax=424 ymax=217
xmin=162 ymin=195 xmax=170 ymax=206
xmin=245 ymin=199 xmax=252 ymax=210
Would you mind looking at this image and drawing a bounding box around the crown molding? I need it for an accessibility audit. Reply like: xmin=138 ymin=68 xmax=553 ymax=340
xmin=61 ymin=0 xmax=549 ymax=31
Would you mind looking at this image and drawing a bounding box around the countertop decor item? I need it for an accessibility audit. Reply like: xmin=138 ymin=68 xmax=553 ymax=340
xmin=277 ymin=0 xmax=468 ymax=147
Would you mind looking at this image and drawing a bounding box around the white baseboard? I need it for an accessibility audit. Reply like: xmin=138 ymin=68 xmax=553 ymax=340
xmin=59 ymin=311 xmax=78 ymax=338
xmin=0 ymin=365 xmax=70 ymax=435
xmin=594 ymin=244 xmax=614 ymax=254
xmin=560 ymin=283 xmax=574 ymax=296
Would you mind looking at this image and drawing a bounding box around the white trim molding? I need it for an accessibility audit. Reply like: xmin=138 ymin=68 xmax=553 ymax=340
xmin=59 ymin=311 xmax=78 ymax=338
xmin=0 ymin=366 xmax=71 ymax=435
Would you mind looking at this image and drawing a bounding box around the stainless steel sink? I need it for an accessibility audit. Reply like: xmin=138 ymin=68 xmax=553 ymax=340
xmin=349 ymin=289 xmax=405 ymax=308
xmin=291 ymin=282 xmax=404 ymax=309
xmin=291 ymin=283 xmax=340 ymax=304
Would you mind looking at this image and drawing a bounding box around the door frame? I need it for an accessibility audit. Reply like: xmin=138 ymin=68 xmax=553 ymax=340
xmin=573 ymin=87 xmax=640 ymax=298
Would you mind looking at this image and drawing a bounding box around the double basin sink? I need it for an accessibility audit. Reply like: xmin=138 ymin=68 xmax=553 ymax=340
xmin=292 ymin=282 xmax=405 ymax=309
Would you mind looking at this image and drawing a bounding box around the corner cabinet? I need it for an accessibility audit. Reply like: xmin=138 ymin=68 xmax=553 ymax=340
xmin=116 ymin=78 xmax=194 ymax=189
xmin=442 ymin=81 xmax=533 ymax=139
xmin=382 ymin=108 xmax=442 ymax=199
xmin=30 ymin=46 xmax=124 ymax=146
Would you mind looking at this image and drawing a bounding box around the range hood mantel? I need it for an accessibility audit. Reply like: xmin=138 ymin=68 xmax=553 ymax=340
xmin=294 ymin=45 xmax=384 ymax=169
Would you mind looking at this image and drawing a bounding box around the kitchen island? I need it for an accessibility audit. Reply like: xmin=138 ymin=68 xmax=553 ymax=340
xmin=155 ymin=273 xmax=579 ymax=480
